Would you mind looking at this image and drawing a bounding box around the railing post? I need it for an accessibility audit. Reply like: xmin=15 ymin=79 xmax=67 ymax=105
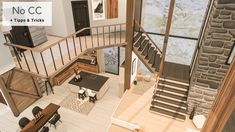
xmin=58 ymin=43 xmax=64 ymax=65
xmin=114 ymin=25 xmax=117 ymax=44
xmin=96 ymin=27 xmax=99 ymax=47
xmin=65 ymin=39 xmax=71 ymax=60
xmin=85 ymin=35 xmax=88 ymax=49
xmin=22 ymin=52 xmax=31 ymax=72
xmin=79 ymin=36 xmax=83 ymax=52
xmin=30 ymin=51 xmax=39 ymax=74
xmin=72 ymin=36 xmax=77 ymax=56
xmin=103 ymin=26 xmax=105 ymax=46
xmin=49 ymin=48 xmax=57 ymax=71
xmin=91 ymin=31 xmax=94 ymax=48
xmin=40 ymin=52 xmax=48 ymax=76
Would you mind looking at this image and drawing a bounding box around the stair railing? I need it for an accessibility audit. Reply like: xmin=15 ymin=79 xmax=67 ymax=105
xmin=134 ymin=20 xmax=162 ymax=55
xmin=4 ymin=23 xmax=126 ymax=78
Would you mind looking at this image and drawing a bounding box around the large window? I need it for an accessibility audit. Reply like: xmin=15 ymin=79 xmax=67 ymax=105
xmin=141 ymin=0 xmax=209 ymax=65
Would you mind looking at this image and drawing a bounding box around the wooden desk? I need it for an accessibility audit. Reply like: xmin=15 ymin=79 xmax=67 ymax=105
xmin=21 ymin=103 xmax=60 ymax=132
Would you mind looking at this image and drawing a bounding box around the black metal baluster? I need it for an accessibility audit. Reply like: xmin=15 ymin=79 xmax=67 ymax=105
xmin=58 ymin=43 xmax=64 ymax=65
xmin=66 ymin=39 xmax=71 ymax=60
xmin=79 ymin=36 xmax=83 ymax=52
xmin=22 ymin=52 xmax=30 ymax=72
xmin=13 ymin=48 xmax=22 ymax=69
xmin=120 ymin=24 xmax=122 ymax=44
xmin=72 ymin=36 xmax=77 ymax=56
xmin=109 ymin=26 xmax=111 ymax=45
xmin=50 ymin=48 xmax=57 ymax=71
xmin=30 ymin=51 xmax=39 ymax=74
xmin=40 ymin=52 xmax=48 ymax=77
xmin=91 ymin=31 xmax=94 ymax=48
xmin=114 ymin=25 xmax=116 ymax=44
xmin=103 ymin=26 xmax=105 ymax=46
xmin=85 ymin=36 xmax=88 ymax=49
xmin=96 ymin=27 xmax=99 ymax=47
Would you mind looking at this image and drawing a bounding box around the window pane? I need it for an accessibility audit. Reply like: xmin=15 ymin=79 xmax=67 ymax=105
xmin=170 ymin=0 xmax=209 ymax=38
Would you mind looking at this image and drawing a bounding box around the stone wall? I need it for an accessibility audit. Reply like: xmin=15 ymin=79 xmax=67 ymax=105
xmin=188 ymin=0 xmax=235 ymax=116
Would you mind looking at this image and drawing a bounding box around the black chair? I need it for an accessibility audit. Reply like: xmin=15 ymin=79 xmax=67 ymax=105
xmin=49 ymin=113 xmax=62 ymax=129
xmin=40 ymin=126 xmax=49 ymax=132
xmin=32 ymin=106 xmax=43 ymax=119
xmin=18 ymin=117 xmax=30 ymax=129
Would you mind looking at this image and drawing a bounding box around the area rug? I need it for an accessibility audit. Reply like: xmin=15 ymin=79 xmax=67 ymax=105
xmin=59 ymin=93 xmax=95 ymax=115
xmin=132 ymin=81 xmax=155 ymax=95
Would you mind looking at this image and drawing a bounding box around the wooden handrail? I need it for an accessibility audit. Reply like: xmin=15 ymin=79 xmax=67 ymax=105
xmin=4 ymin=23 xmax=126 ymax=52
xmin=134 ymin=21 xmax=162 ymax=54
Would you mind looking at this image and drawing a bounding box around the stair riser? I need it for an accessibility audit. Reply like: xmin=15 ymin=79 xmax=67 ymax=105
xmin=153 ymin=94 xmax=186 ymax=103
xmin=159 ymin=78 xmax=189 ymax=86
xmin=158 ymin=83 xmax=188 ymax=92
xmin=156 ymin=88 xmax=187 ymax=97
xmin=151 ymin=105 xmax=186 ymax=115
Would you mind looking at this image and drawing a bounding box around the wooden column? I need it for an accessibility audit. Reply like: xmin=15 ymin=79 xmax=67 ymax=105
xmin=0 ymin=78 xmax=20 ymax=116
xmin=202 ymin=58 xmax=235 ymax=131
xmin=158 ymin=0 xmax=175 ymax=76
xmin=124 ymin=0 xmax=135 ymax=90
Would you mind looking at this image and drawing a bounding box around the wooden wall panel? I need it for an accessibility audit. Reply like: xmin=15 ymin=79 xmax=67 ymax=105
xmin=106 ymin=0 xmax=118 ymax=19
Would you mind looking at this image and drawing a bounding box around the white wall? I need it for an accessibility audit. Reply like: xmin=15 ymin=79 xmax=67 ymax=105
xmin=39 ymin=0 xmax=69 ymax=37
xmin=0 ymin=30 xmax=15 ymax=75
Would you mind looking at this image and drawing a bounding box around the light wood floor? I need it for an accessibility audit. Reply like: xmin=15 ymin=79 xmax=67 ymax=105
xmin=109 ymin=81 xmax=200 ymax=132
xmin=0 ymin=73 xmax=121 ymax=132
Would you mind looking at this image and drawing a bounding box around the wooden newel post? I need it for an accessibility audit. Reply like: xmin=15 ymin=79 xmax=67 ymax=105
xmin=124 ymin=0 xmax=135 ymax=90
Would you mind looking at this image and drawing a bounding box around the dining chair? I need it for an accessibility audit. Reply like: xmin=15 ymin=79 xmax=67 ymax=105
xmin=18 ymin=117 xmax=30 ymax=129
xmin=32 ymin=106 xmax=43 ymax=119
xmin=49 ymin=113 xmax=62 ymax=129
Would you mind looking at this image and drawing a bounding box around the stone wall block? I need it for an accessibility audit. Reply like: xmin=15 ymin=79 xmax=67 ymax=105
xmin=208 ymin=55 xmax=217 ymax=62
xmin=217 ymin=68 xmax=228 ymax=73
xmin=219 ymin=15 xmax=231 ymax=19
xmin=224 ymin=41 xmax=234 ymax=49
xmin=224 ymin=49 xmax=231 ymax=56
xmin=229 ymin=30 xmax=235 ymax=37
xmin=211 ymin=22 xmax=223 ymax=28
xmin=203 ymin=46 xmax=224 ymax=54
xmin=212 ymin=33 xmax=232 ymax=41
xmin=209 ymin=63 xmax=221 ymax=68
xmin=198 ymin=60 xmax=209 ymax=66
xmin=216 ymin=59 xmax=226 ymax=64
xmin=220 ymin=10 xmax=232 ymax=15
xmin=203 ymin=90 xmax=218 ymax=97
xmin=218 ymin=0 xmax=235 ymax=4
xmin=211 ymin=40 xmax=224 ymax=47
xmin=223 ymin=21 xmax=235 ymax=29
xmin=232 ymin=12 xmax=235 ymax=20
xmin=204 ymin=96 xmax=215 ymax=102
xmin=213 ymin=9 xmax=220 ymax=18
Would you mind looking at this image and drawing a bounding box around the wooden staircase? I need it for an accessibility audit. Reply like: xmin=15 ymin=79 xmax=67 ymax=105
xmin=150 ymin=78 xmax=189 ymax=121
xmin=133 ymin=32 xmax=162 ymax=73
xmin=132 ymin=22 xmax=190 ymax=121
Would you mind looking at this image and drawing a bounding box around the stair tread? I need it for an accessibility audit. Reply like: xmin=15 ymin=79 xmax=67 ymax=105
xmin=135 ymin=36 xmax=145 ymax=47
xmin=133 ymin=32 xmax=142 ymax=43
xmin=153 ymin=54 xmax=161 ymax=72
xmin=158 ymin=85 xmax=188 ymax=95
xmin=150 ymin=106 xmax=186 ymax=120
xmin=152 ymin=96 xmax=187 ymax=107
xmin=155 ymin=91 xmax=187 ymax=101
xmin=138 ymin=39 xmax=148 ymax=51
xmin=151 ymin=100 xmax=186 ymax=113
xmin=145 ymin=47 xmax=154 ymax=59
xmin=159 ymin=80 xmax=189 ymax=89
xmin=141 ymin=43 xmax=150 ymax=56
xmin=148 ymin=50 xmax=157 ymax=64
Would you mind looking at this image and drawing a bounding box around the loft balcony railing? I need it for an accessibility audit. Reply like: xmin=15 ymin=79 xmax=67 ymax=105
xmin=5 ymin=23 xmax=126 ymax=78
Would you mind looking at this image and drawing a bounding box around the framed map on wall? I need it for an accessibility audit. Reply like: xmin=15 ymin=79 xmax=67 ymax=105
xmin=92 ymin=0 xmax=105 ymax=20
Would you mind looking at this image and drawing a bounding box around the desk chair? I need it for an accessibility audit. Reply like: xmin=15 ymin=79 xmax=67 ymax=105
xmin=32 ymin=106 xmax=43 ymax=119
xmin=18 ymin=117 xmax=30 ymax=129
xmin=49 ymin=113 xmax=62 ymax=129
